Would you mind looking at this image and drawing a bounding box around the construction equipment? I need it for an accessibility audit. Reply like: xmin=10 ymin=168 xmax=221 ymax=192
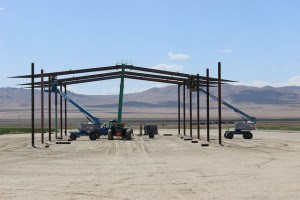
xmin=199 ymin=88 xmax=256 ymax=139
xmin=107 ymin=64 xmax=133 ymax=140
xmin=144 ymin=124 xmax=158 ymax=138
xmin=51 ymin=77 xmax=108 ymax=140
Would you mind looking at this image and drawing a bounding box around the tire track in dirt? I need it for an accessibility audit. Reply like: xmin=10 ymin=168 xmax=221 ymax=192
xmin=222 ymin=139 xmax=279 ymax=168
xmin=1 ymin=139 xmax=29 ymax=152
xmin=129 ymin=137 xmax=152 ymax=161
xmin=0 ymin=140 xmax=9 ymax=149
xmin=2 ymin=188 xmax=123 ymax=200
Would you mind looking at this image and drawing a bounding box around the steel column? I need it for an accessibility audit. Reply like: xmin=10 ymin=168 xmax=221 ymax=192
xmin=117 ymin=65 xmax=125 ymax=124
xmin=55 ymin=87 xmax=58 ymax=139
xmin=41 ymin=69 xmax=44 ymax=144
xmin=206 ymin=68 xmax=210 ymax=142
xmin=178 ymin=84 xmax=181 ymax=135
xmin=64 ymin=85 xmax=67 ymax=136
xmin=197 ymin=74 xmax=200 ymax=139
xmin=183 ymin=84 xmax=186 ymax=136
xmin=218 ymin=62 xmax=222 ymax=145
xmin=60 ymin=84 xmax=63 ymax=138
xmin=31 ymin=63 xmax=35 ymax=147
xmin=189 ymin=87 xmax=192 ymax=138
xmin=48 ymin=76 xmax=51 ymax=141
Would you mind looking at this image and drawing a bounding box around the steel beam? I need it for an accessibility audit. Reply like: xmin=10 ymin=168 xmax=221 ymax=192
xmin=61 ymin=75 xmax=121 ymax=85
xmin=124 ymin=74 xmax=181 ymax=85
xmin=22 ymin=71 xmax=192 ymax=86
xmin=124 ymin=65 xmax=234 ymax=83
xmin=125 ymin=71 xmax=188 ymax=82
xmin=124 ymin=65 xmax=190 ymax=78
xmin=12 ymin=64 xmax=192 ymax=79
xmin=29 ymin=80 xmax=215 ymax=89
xmin=20 ymin=71 xmax=121 ymax=86
xmin=22 ymin=74 xmax=221 ymax=87
xmin=24 ymin=69 xmax=223 ymax=88
xmin=12 ymin=65 xmax=119 ymax=78
xmin=17 ymin=65 xmax=235 ymax=85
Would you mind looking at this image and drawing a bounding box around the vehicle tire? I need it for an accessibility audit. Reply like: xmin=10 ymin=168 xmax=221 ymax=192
xmin=70 ymin=134 xmax=77 ymax=141
xmin=246 ymin=132 xmax=253 ymax=139
xmin=108 ymin=129 xmax=113 ymax=140
xmin=96 ymin=133 xmax=100 ymax=139
xmin=243 ymin=133 xmax=248 ymax=139
xmin=121 ymin=129 xmax=127 ymax=139
xmin=226 ymin=132 xmax=234 ymax=139
xmin=224 ymin=132 xmax=228 ymax=138
xmin=89 ymin=132 xmax=97 ymax=140
xmin=126 ymin=129 xmax=132 ymax=140
xmin=149 ymin=132 xmax=154 ymax=138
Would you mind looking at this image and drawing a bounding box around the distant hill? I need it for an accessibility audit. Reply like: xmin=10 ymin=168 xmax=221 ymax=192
xmin=0 ymin=85 xmax=300 ymax=120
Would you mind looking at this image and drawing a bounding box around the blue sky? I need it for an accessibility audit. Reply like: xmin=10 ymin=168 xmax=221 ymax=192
xmin=0 ymin=0 xmax=300 ymax=95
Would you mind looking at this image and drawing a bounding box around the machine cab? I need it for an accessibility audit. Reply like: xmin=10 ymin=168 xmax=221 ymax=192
xmin=51 ymin=76 xmax=58 ymax=92
xmin=109 ymin=119 xmax=118 ymax=129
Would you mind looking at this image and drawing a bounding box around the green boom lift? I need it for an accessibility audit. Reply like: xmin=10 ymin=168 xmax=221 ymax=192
xmin=107 ymin=63 xmax=133 ymax=140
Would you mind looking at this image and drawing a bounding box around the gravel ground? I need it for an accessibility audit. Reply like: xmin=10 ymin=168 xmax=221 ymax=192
xmin=0 ymin=129 xmax=299 ymax=200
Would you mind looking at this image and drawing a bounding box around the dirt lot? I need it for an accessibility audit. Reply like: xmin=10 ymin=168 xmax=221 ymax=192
xmin=0 ymin=129 xmax=299 ymax=200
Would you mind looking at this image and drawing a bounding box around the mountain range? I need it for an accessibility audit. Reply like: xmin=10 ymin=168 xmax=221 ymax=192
xmin=0 ymin=84 xmax=299 ymax=120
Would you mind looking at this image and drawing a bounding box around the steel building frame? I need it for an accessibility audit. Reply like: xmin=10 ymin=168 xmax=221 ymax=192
xmin=12 ymin=62 xmax=234 ymax=147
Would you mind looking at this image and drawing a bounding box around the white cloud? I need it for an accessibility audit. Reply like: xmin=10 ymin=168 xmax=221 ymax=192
xmin=232 ymin=76 xmax=300 ymax=87
xmin=220 ymin=49 xmax=232 ymax=53
xmin=287 ymin=76 xmax=300 ymax=86
xmin=168 ymin=52 xmax=191 ymax=60
xmin=0 ymin=7 xmax=4 ymax=11
xmin=152 ymin=63 xmax=183 ymax=71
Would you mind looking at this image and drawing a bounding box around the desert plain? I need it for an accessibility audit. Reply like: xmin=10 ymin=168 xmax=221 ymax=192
xmin=0 ymin=129 xmax=299 ymax=200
